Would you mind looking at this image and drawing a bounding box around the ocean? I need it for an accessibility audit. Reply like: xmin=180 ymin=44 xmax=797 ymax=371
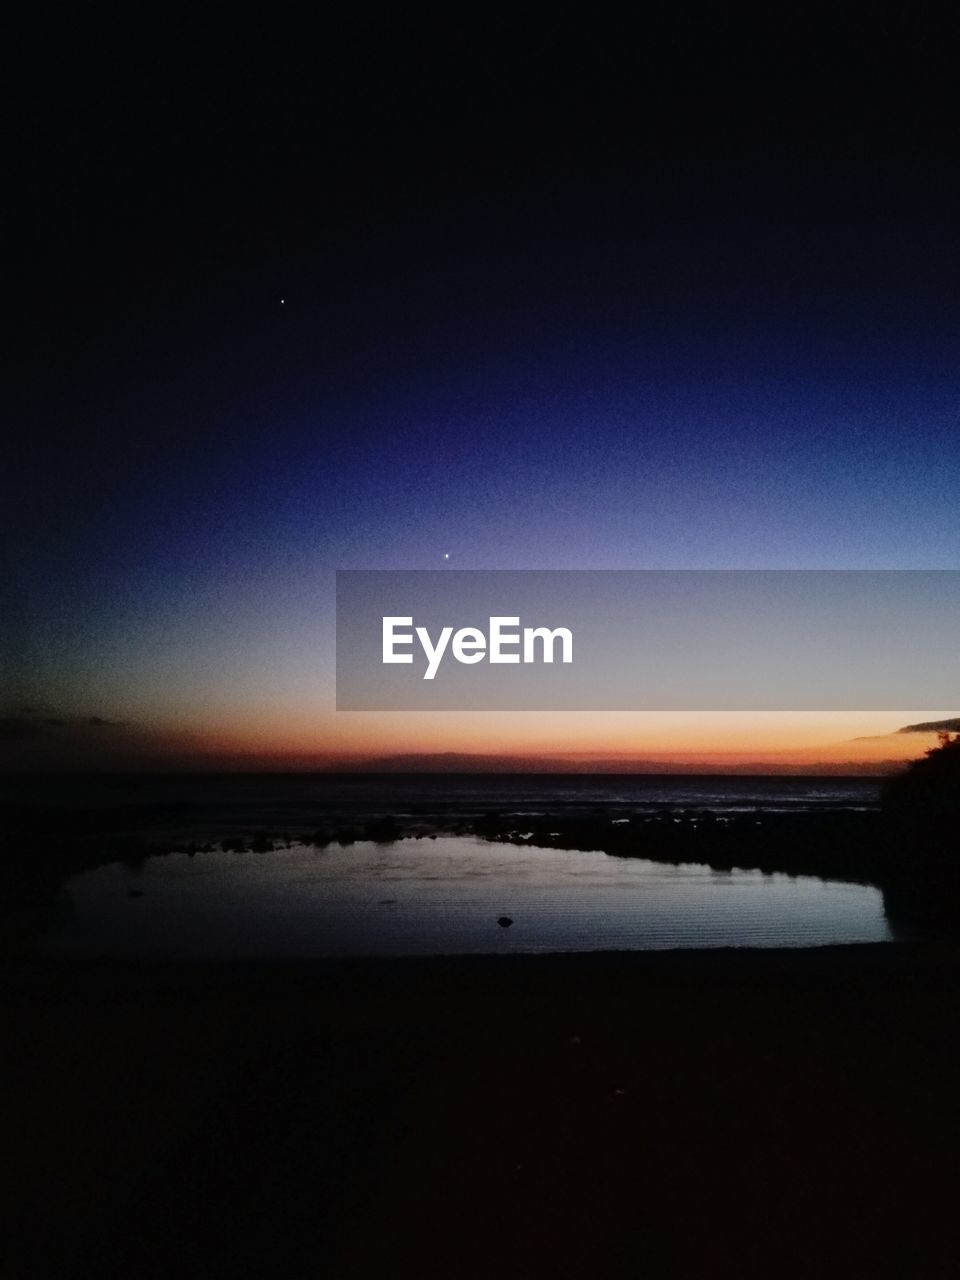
xmin=5 ymin=771 xmax=883 ymax=845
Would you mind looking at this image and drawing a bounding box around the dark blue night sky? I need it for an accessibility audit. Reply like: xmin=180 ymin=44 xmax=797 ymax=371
xmin=5 ymin=6 xmax=960 ymax=762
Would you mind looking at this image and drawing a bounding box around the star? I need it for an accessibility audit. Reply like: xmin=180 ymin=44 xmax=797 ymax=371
xmin=443 ymin=552 xmax=450 ymax=560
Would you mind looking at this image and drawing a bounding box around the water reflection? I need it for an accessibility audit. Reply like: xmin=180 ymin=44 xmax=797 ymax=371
xmin=39 ymin=836 xmax=895 ymax=959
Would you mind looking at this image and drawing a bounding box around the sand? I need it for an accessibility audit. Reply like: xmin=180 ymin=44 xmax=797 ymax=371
xmin=4 ymin=942 xmax=960 ymax=1278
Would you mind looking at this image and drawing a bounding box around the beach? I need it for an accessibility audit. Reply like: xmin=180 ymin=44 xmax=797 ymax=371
xmin=5 ymin=942 xmax=960 ymax=1278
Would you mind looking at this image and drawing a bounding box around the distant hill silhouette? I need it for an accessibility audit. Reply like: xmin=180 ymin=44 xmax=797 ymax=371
xmin=326 ymin=752 xmax=908 ymax=776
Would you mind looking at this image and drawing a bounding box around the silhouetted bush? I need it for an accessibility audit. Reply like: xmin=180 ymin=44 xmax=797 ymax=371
xmin=882 ymin=733 xmax=960 ymax=865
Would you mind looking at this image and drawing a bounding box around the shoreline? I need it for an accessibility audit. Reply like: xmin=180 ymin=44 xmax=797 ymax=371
xmin=0 ymin=935 xmax=937 ymax=993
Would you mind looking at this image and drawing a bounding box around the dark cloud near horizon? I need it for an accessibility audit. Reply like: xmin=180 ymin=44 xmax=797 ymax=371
xmin=897 ymin=718 xmax=960 ymax=734
xmin=0 ymin=709 xmax=172 ymax=772
xmin=0 ymin=717 xmax=46 ymax=741
xmin=852 ymin=718 xmax=960 ymax=740
xmin=0 ymin=711 xmax=125 ymax=742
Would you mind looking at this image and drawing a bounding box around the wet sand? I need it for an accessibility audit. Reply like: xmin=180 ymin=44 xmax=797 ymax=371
xmin=4 ymin=942 xmax=960 ymax=1278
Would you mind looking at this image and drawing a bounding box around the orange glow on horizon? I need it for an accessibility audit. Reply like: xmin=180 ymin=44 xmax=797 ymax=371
xmin=153 ymin=709 xmax=938 ymax=771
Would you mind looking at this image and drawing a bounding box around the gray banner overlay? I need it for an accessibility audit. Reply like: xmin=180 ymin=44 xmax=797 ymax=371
xmin=336 ymin=571 xmax=960 ymax=711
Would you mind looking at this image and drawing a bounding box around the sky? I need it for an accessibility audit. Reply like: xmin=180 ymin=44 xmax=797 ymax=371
xmin=4 ymin=6 xmax=960 ymax=770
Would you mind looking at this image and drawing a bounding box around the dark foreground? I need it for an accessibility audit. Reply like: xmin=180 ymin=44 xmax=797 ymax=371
xmin=4 ymin=943 xmax=960 ymax=1279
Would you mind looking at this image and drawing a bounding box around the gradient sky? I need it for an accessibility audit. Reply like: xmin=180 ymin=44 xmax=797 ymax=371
xmin=5 ymin=7 xmax=959 ymax=769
